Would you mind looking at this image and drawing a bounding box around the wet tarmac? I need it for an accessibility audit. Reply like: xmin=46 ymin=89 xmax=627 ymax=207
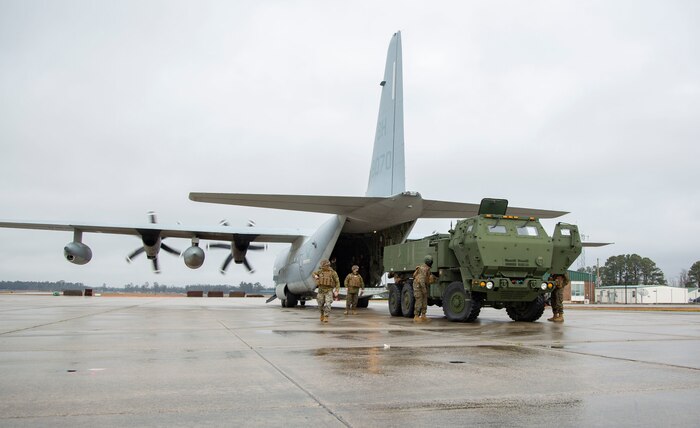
xmin=1 ymin=295 xmax=699 ymax=427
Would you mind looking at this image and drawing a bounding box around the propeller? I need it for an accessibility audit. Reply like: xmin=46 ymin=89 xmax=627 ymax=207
xmin=125 ymin=211 xmax=181 ymax=273
xmin=209 ymin=219 xmax=266 ymax=274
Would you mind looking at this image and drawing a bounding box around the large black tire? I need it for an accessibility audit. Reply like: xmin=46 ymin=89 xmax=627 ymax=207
xmin=387 ymin=283 xmax=403 ymax=316
xmin=465 ymin=299 xmax=482 ymax=322
xmin=506 ymin=295 xmax=546 ymax=322
xmin=285 ymin=289 xmax=298 ymax=308
xmin=401 ymin=282 xmax=415 ymax=318
xmin=442 ymin=281 xmax=472 ymax=322
xmin=357 ymin=297 xmax=369 ymax=308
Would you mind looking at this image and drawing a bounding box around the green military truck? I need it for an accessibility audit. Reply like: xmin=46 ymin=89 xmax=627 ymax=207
xmin=383 ymin=199 xmax=582 ymax=322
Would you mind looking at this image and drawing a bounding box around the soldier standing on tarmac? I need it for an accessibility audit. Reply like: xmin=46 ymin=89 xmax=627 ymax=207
xmin=313 ymin=259 xmax=340 ymax=323
xmin=344 ymin=265 xmax=365 ymax=315
xmin=548 ymin=273 xmax=569 ymax=323
xmin=413 ymin=255 xmax=434 ymax=323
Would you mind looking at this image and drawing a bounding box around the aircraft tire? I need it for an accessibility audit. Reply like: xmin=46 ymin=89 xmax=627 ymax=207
xmin=505 ymin=295 xmax=545 ymax=322
xmin=285 ymin=289 xmax=298 ymax=308
xmin=387 ymin=283 xmax=403 ymax=316
xmin=400 ymin=282 xmax=415 ymax=318
xmin=442 ymin=281 xmax=471 ymax=322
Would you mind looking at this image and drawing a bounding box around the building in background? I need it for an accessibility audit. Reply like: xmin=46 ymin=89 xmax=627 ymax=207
xmin=566 ymin=270 xmax=598 ymax=304
xmin=596 ymin=285 xmax=689 ymax=304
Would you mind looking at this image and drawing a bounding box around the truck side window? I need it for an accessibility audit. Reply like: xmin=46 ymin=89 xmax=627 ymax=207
xmin=516 ymin=226 xmax=538 ymax=236
xmin=488 ymin=225 xmax=507 ymax=234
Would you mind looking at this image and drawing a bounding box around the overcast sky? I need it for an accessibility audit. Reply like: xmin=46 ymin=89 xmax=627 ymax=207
xmin=0 ymin=0 xmax=698 ymax=288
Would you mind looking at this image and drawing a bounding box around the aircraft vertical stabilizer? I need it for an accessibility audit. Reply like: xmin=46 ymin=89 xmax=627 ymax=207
xmin=366 ymin=31 xmax=405 ymax=198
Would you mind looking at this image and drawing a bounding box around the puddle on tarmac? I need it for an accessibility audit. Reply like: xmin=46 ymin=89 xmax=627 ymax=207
xmin=473 ymin=345 xmax=541 ymax=356
xmin=545 ymin=343 xmax=578 ymax=349
xmin=312 ymin=344 xmax=547 ymax=375
xmin=269 ymin=329 xmax=420 ymax=338
xmin=373 ymin=396 xmax=581 ymax=412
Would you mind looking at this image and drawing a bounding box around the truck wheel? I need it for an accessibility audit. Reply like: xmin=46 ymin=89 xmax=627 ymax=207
xmin=388 ymin=283 xmax=403 ymax=316
xmin=401 ymin=283 xmax=415 ymax=318
xmin=357 ymin=297 xmax=369 ymax=308
xmin=465 ymin=299 xmax=482 ymax=322
xmin=285 ymin=289 xmax=298 ymax=308
xmin=506 ymin=295 xmax=545 ymax=322
xmin=442 ymin=281 xmax=472 ymax=322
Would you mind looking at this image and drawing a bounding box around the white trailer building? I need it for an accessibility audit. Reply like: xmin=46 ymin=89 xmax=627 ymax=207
xmin=597 ymin=285 xmax=689 ymax=304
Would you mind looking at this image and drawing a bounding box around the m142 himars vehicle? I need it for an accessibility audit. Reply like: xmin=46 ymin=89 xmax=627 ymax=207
xmin=383 ymin=199 xmax=590 ymax=322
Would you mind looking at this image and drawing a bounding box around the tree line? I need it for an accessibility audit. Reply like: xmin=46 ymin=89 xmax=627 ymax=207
xmin=0 ymin=280 xmax=273 ymax=294
xmin=579 ymin=255 xmax=700 ymax=287
xmin=680 ymin=261 xmax=700 ymax=288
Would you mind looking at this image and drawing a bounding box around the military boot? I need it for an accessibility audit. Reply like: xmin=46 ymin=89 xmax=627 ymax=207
xmin=420 ymin=313 xmax=430 ymax=322
xmin=547 ymin=313 xmax=557 ymax=322
xmin=343 ymin=310 xmax=348 ymax=315
xmin=553 ymin=313 xmax=564 ymax=323
xmin=323 ymin=315 xmax=329 ymax=323
xmin=413 ymin=315 xmax=422 ymax=323
xmin=320 ymin=314 xmax=325 ymax=322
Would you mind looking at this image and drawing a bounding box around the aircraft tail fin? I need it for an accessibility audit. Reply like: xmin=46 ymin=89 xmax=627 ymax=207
xmin=366 ymin=31 xmax=405 ymax=197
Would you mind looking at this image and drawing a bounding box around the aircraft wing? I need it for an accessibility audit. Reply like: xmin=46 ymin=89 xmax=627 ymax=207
xmin=0 ymin=220 xmax=307 ymax=243
xmin=582 ymin=242 xmax=612 ymax=247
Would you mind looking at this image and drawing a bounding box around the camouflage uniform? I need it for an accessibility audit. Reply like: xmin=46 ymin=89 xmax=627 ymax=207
xmin=548 ymin=273 xmax=568 ymax=323
xmin=313 ymin=259 xmax=340 ymax=322
xmin=344 ymin=265 xmax=365 ymax=314
xmin=413 ymin=262 xmax=432 ymax=320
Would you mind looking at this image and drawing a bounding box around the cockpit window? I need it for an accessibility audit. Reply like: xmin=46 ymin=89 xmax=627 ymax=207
xmin=466 ymin=224 xmax=473 ymax=233
xmin=517 ymin=226 xmax=539 ymax=236
xmin=560 ymin=229 xmax=571 ymax=236
xmin=488 ymin=225 xmax=507 ymax=234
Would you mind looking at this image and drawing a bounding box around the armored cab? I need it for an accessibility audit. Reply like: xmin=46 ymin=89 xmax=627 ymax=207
xmin=383 ymin=199 xmax=582 ymax=322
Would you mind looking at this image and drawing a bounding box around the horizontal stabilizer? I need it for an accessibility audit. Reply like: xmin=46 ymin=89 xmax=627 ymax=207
xmin=582 ymin=242 xmax=613 ymax=247
xmin=421 ymin=199 xmax=568 ymax=220
xmin=190 ymin=192 xmax=385 ymax=215
xmin=190 ymin=192 xmax=568 ymax=220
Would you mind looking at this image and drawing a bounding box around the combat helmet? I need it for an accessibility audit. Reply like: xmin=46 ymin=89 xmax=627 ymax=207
xmin=424 ymin=255 xmax=433 ymax=266
xmin=320 ymin=259 xmax=330 ymax=268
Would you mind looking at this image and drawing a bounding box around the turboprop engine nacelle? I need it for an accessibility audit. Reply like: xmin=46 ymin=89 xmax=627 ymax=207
xmin=64 ymin=242 xmax=92 ymax=265
xmin=182 ymin=245 xmax=205 ymax=269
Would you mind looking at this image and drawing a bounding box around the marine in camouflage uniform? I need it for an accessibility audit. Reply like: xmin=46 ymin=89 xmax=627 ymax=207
xmin=313 ymin=259 xmax=340 ymax=323
xmin=548 ymin=273 xmax=568 ymax=323
xmin=343 ymin=265 xmax=365 ymax=315
xmin=412 ymin=255 xmax=434 ymax=323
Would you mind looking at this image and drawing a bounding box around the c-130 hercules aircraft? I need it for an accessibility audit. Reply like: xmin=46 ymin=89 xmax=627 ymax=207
xmin=0 ymin=32 xmax=567 ymax=308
